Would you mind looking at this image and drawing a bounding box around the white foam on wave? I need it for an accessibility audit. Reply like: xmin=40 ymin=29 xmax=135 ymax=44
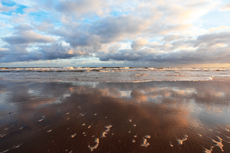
xmin=1 ymin=67 xmax=230 ymax=82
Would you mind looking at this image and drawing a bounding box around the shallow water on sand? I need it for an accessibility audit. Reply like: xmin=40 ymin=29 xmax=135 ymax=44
xmin=0 ymin=80 xmax=230 ymax=153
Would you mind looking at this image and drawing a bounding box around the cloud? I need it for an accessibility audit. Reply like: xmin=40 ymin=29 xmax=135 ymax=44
xmin=221 ymin=2 xmax=230 ymax=11
xmin=131 ymin=38 xmax=148 ymax=51
xmin=0 ymin=0 xmax=229 ymax=66
xmin=51 ymin=15 xmax=150 ymax=48
xmin=0 ymin=43 xmax=85 ymax=63
xmin=55 ymin=0 xmax=108 ymax=17
xmin=97 ymin=30 xmax=230 ymax=64
xmin=208 ymin=26 xmax=230 ymax=32
xmin=131 ymin=90 xmax=147 ymax=102
xmin=2 ymin=30 xmax=55 ymax=45
xmin=195 ymin=31 xmax=230 ymax=47
xmin=0 ymin=3 xmax=16 ymax=12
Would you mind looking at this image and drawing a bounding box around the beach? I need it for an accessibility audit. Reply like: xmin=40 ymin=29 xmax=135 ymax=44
xmin=0 ymin=69 xmax=230 ymax=153
xmin=1 ymin=0 xmax=230 ymax=152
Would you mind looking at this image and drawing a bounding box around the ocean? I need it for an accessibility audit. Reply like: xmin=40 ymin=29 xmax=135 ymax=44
xmin=0 ymin=67 xmax=230 ymax=152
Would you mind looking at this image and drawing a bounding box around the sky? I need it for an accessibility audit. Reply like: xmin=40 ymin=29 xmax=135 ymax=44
xmin=0 ymin=0 xmax=230 ymax=67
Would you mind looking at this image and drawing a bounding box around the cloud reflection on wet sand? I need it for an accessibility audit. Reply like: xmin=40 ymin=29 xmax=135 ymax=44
xmin=0 ymin=81 xmax=230 ymax=152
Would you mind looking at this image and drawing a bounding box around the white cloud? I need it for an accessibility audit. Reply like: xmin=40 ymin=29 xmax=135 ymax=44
xmin=0 ymin=3 xmax=16 ymax=13
xmin=221 ymin=2 xmax=230 ymax=11
xmin=1 ymin=0 xmax=230 ymax=66
xmin=209 ymin=25 xmax=230 ymax=32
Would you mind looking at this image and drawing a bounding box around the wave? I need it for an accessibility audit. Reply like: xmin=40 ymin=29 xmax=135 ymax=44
xmin=1 ymin=67 xmax=230 ymax=83
xmin=0 ymin=67 xmax=229 ymax=72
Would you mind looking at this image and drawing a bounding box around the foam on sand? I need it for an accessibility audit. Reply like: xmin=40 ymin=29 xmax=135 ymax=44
xmin=14 ymin=144 xmax=22 ymax=149
xmin=203 ymin=146 xmax=214 ymax=153
xmin=71 ymin=133 xmax=76 ymax=138
xmin=79 ymin=113 xmax=86 ymax=116
xmin=101 ymin=125 xmax=112 ymax=138
xmin=141 ymin=135 xmax=151 ymax=147
xmin=169 ymin=142 xmax=173 ymax=147
xmin=38 ymin=119 xmax=44 ymax=122
xmin=177 ymin=135 xmax=188 ymax=145
xmin=88 ymin=138 xmax=99 ymax=152
xmin=1 ymin=149 xmax=9 ymax=153
xmin=212 ymin=136 xmax=224 ymax=152
xmin=47 ymin=129 xmax=52 ymax=133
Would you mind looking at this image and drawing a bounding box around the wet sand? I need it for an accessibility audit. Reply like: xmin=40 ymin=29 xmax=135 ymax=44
xmin=0 ymin=81 xmax=230 ymax=153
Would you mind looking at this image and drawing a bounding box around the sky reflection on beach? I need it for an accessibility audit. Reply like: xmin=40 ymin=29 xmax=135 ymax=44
xmin=0 ymin=81 xmax=230 ymax=152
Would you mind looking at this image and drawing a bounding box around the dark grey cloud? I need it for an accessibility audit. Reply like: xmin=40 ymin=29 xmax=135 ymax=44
xmin=98 ymin=31 xmax=230 ymax=64
xmin=99 ymin=50 xmax=142 ymax=61
xmin=0 ymin=25 xmax=84 ymax=62
xmin=2 ymin=30 xmax=55 ymax=45
xmin=195 ymin=31 xmax=230 ymax=47
xmin=55 ymin=0 xmax=107 ymax=17
xmin=50 ymin=15 xmax=148 ymax=48
xmin=98 ymin=47 xmax=230 ymax=64
xmin=0 ymin=43 xmax=81 ymax=63
xmin=161 ymin=35 xmax=185 ymax=42
xmin=90 ymin=15 xmax=147 ymax=43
